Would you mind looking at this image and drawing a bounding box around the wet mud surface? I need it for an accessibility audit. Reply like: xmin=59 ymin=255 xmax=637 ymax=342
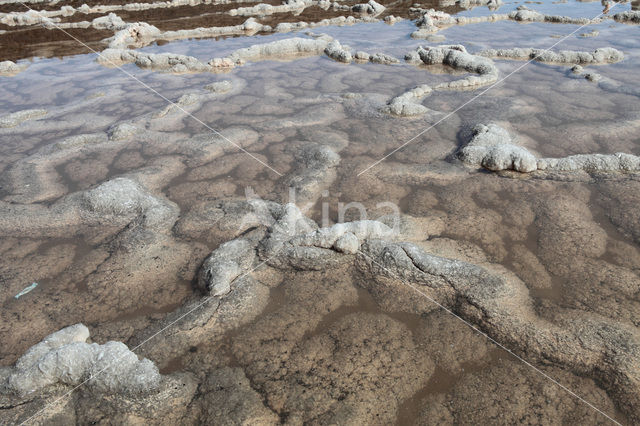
xmin=1 ymin=0 xmax=640 ymax=424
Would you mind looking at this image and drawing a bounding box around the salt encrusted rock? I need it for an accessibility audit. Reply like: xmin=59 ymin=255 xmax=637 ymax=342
xmin=0 ymin=109 xmax=47 ymax=128
xmin=384 ymin=15 xmax=403 ymax=24
xmin=324 ymin=40 xmax=353 ymax=63
xmin=383 ymin=85 xmax=432 ymax=117
xmin=0 ymin=9 xmax=56 ymax=26
xmin=273 ymin=16 xmax=365 ymax=33
xmin=0 ymin=60 xmax=28 ymax=76
xmin=229 ymin=0 xmax=311 ymax=16
xmin=333 ymin=232 xmax=361 ymax=254
xmin=369 ymin=52 xmax=399 ymax=64
xmin=82 ymin=177 xmax=178 ymax=229
xmin=459 ymin=123 xmax=640 ymax=174
xmin=160 ymin=18 xmax=266 ymax=42
xmin=384 ymin=43 xmax=503 ymax=117
xmin=612 ymin=10 xmax=640 ymax=23
xmin=107 ymin=22 xmax=162 ymax=49
xmin=508 ymin=7 xmax=594 ymax=24
xmin=352 ymin=0 xmax=386 ymax=15
xmin=537 ymin=153 xmax=640 ymax=172
xmin=385 ymin=45 xmax=498 ymax=117
xmin=198 ymin=239 xmax=258 ymax=296
xmin=13 ymin=324 xmax=90 ymax=371
xmin=289 ymin=220 xmax=393 ymax=252
xmin=91 ymin=12 xmax=127 ymax=31
xmin=478 ymin=47 xmax=624 ymax=64
xmin=459 ymin=124 xmax=537 ymax=172
xmin=354 ymin=51 xmax=370 ymax=60
xmin=212 ymin=36 xmax=331 ymax=68
xmin=208 ymin=57 xmax=238 ymax=69
xmin=98 ymin=48 xmax=209 ymax=73
xmin=5 ymin=324 xmax=160 ymax=397
xmin=204 ymin=80 xmax=233 ymax=93
xmin=509 ymin=8 xmax=545 ymax=21
xmin=584 ymin=72 xmax=601 ymax=82
xmin=414 ymin=45 xmax=498 ymax=89
xmin=570 ymin=65 xmax=602 ymax=82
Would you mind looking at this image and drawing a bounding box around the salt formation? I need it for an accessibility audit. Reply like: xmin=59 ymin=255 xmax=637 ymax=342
xmin=0 ymin=8 xmax=68 ymax=26
xmin=274 ymin=15 xmax=374 ymax=33
xmin=4 ymin=324 xmax=160 ymax=396
xmin=82 ymin=177 xmax=179 ymax=229
xmin=158 ymin=18 xmax=267 ymax=42
xmin=410 ymin=45 xmax=498 ymax=89
xmin=411 ymin=8 xmax=509 ymax=38
xmin=0 ymin=109 xmax=47 ymax=128
xmin=351 ymin=0 xmax=386 ymax=16
xmin=204 ymin=80 xmax=233 ymax=93
xmin=210 ymin=36 xmax=332 ymax=69
xmin=458 ymin=124 xmax=537 ymax=172
xmin=613 ymin=10 xmax=640 ymax=23
xmin=358 ymin=52 xmax=400 ymax=64
xmin=458 ymin=123 xmax=640 ymax=173
xmin=324 ymin=39 xmax=353 ymax=63
xmin=98 ymin=49 xmax=209 ymax=73
xmin=479 ymin=47 xmax=624 ymax=64
xmin=0 ymin=60 xmax=28 ymax=76
xmin=409 ymin=5 xmax=608 ymax=39
xmin=229 ymin=0 xmax=313 ymax=17
xmin=537 ymin=154 xmax=640 ymax=172
xmin=144 ymin=198 xmax=640 ymax=422
xmin=507 ymin=6 xmax=599 ymax=24
xmin=383 ymin=84 xmax=433 ymax=116
xmin=2 ymin=0 xmax=640 ymax=423
xmin=384 ymin=45 xmax=498 ymax=116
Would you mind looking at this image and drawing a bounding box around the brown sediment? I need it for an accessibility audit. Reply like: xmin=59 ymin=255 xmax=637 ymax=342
xmin=0 ymin=26 xmax=113 ymax=62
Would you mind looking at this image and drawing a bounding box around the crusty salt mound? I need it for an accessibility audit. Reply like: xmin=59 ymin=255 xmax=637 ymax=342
xmin=0 ymin=60 xmax=28 ymax=76
xmin=458 ymin=123 xmax=640 ymax=173
xmin=458 ymin=123 xmax=537 ymax=172
xmin=384 ymin=45 xmax=498 ymax=116
xmin=4 ymin=324 xmax=160 ymax=396
xmin=479 ymin=47 xmax=624 ymax=64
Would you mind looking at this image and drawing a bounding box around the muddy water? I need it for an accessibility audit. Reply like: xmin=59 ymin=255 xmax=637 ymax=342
xmin=1 ymin=0 xmax=639 ymax=423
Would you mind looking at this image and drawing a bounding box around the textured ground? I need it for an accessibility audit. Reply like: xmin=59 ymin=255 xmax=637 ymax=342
xmin=0 ymin=0 xmax=639 ymax=424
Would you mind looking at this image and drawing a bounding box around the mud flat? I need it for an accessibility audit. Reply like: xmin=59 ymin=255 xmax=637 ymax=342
xmin=1 ymin=0 xmax=640 ymax=424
